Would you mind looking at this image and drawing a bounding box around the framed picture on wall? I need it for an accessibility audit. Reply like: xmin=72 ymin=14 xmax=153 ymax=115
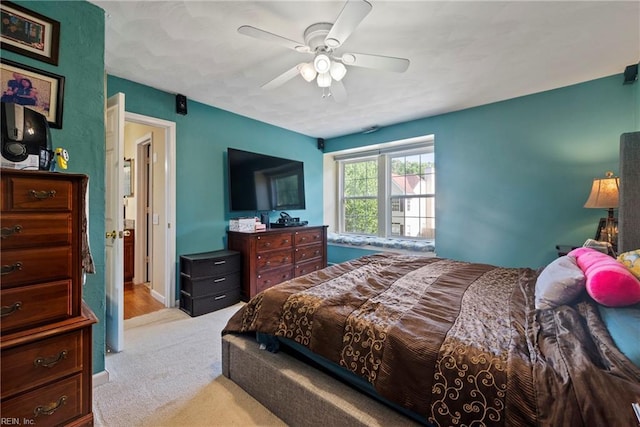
xmin=0 ymin=1 xmax=60 ymax=66
xmin=0 ymin=58 xmax=65 ymax=128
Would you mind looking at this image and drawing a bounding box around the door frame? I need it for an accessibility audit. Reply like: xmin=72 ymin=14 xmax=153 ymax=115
xmin=125 ymin=112 xmax=176 ymax=307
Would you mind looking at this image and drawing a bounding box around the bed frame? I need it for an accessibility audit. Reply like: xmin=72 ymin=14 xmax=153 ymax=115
xmin=222 ymin=132 xmax=639 ymax=426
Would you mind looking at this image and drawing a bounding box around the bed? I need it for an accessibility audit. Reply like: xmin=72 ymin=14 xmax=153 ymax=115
xmin=222 ymin=132 xmax=640 ymax=427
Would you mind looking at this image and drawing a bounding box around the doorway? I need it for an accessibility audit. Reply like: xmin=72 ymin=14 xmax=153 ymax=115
xmin=105 ymin=95 xmax=176 ymax=352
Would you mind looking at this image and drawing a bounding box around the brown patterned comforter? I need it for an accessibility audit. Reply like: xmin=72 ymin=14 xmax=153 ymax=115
xmin=223 ymin=254 xmax=640 ymax=426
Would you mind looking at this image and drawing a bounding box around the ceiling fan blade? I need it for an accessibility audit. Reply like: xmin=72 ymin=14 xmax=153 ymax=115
xmin=330 ymin=80 xmax=347 ymax=103
xmin=261 ymin=64 xmax=304 ymax=90
xmin=340 ymin=52 xmax=410 ymax=73
xmin=238 ymin=25 xmax=307 ymax=52
xmin=325 ymin=0 xmax=372 ymax=48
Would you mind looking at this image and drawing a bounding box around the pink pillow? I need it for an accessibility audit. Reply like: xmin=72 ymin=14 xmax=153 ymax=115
xmin=568 ymin=247 xmax=640 ymax=307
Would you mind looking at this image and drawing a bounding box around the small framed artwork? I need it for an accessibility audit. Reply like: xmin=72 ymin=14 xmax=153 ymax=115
xmin=0 ymin=58 xmax=65 ymax=128
xmin=0 ymin=1 xmax=60 ymax=66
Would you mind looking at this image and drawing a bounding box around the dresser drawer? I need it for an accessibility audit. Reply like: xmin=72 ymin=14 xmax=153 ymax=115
xmin=257 ymin=249 xmax=293 ymax=271
xmin=180 ymin=272 xmax=240 ymax=297
xmin=295 ymin=229 xmax=324 ymax=246
xmin=1 ymin=213 xmax=72 ymax=249
xmin=1 ymin=330 xmax=84 ymax=399
xmin=1 ymin=280 xmax=73 ymax=333
xmin=180 ymin=288 xmax=241 ymax=316
xmin=295 ymin=259 xmax=325 ymax=277
xmin=180 ymin=250 xmax=240 ymax=278
xmin=256 ymin=232 xmax=293 ymax=252
xmin=256 ymin=267 xmax=293 ymax=294
xmin=295 ymin=243 xmax=323 ymax=263
xmin=0 ymin=246 xmax=72 ymax=288
xmin=0 ymin=373 xmax=84 ymax=425
xmin=2 ymin=176 xmax=73 ymax=211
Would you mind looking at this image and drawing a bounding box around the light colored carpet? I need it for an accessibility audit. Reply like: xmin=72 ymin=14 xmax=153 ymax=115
xmin=93 ymin=303 xmax=286 ymax=427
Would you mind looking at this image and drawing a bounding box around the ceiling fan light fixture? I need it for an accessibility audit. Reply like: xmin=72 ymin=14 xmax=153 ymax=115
xmin=329 ymin=61 xmax=347 ymax=81
xmin=314 ymin=54 xmax=331 ymax=73
xmin=299 ymin=63 xmax=317 ymax=82
xmin=317 ymin=72 xmax=332 ymax=88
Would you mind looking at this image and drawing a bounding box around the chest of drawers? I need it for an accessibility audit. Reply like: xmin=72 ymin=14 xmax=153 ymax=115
xmin=1 ymin=169 xmax=97 ymax=426
xmin=228 ymin=225 xmax=327 ymax=300
xmin=179 ymin=249 xmax=241 ymax=316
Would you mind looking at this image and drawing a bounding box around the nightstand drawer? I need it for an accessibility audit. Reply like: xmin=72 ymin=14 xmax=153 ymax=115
xmin=0 ymin=246 xmax=72 ymax=288
xmin=180 ymin=288 xmax=241 ymax=316
xmin=0 ymin=213 xmax=72 ymax=249
xmin=1 ymin=330 xmax=84 ymax=399
xmin=1 ymin=373 xmax=84 ymax=425
xmin=180 ymin=250 xmax=240 ymax=278
xmin=0 ymin=280 xmax=73 ymax=334
xmin=180 ymin=272 xmax=240 ymax=297
xmin=2 ymin=176 xmax=73 ymax=211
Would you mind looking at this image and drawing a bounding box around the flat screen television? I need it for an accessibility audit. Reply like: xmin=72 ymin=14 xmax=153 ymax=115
xmin=227 ymin=147 xmax=306 ymax=212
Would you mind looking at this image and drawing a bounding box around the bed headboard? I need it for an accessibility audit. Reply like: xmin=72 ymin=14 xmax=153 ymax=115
xmin=618 ymin=131 xmax=640 ymax=252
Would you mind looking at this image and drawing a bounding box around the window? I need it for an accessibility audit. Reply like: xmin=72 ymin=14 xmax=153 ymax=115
xmin=337 ymin=139 xmax=435 ymax=240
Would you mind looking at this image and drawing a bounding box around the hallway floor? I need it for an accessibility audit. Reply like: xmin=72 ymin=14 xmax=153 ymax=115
xmin=124 ymin=283 xmax=164 ymax=319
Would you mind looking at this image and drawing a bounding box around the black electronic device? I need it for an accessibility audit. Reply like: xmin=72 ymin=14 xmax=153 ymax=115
xmin=227 ymin=147 xmax=306 ymax=212
xmin=270 ymin=212 xmax=308 ymax=227
xmin=176 ymin=94 xmax=188 ymax=115
xmin=1 ymin=102 xmax=53 ymax=170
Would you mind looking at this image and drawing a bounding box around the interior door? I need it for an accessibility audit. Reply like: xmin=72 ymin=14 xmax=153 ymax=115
xmin=105 ymin=92 xmax=125 ymax=352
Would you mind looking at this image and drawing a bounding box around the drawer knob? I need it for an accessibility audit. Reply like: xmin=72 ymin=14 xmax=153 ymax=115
xmin=29 ymin=189 xmax=57 ymax=200
xmin=34 ymin=395 xmax=67 ymax=417
xmin=1 ymin=262 xmax=23 ymax=275
xmin=34 ymin=350 xmax=68 ymax=368
xmin=1 ymin=301 xmax=22 ymax=317
xmin=1 ymin=224 xmax=23 ymax=239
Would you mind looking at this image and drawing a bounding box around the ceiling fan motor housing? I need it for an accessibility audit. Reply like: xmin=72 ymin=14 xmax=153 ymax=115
xmin=304 ymin=23 xmax=334 ymax=52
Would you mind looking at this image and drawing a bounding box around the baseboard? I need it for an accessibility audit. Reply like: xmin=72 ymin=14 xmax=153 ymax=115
xmin=93 ymin=369 xmax=110 ymax=387
xmin=150 ymin=288 xmax=165 ymax=305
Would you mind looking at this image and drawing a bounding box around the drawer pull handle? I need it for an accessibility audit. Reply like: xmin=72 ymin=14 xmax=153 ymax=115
xmin=214 ymin=277 xmax=226 ymax=283
xmin=34 ymin=350 xmax=68 ymax=368
xmin=1 ymin=301 xmax=22 ymax=317
xmin=29 ymin=189 xmax=57 ymax=200
xmin=214 ymin=294 xmax=227 ymax=300
xmin=214 ymin=260 xmax=226 ymax=265
xmin=34 ymin=395 xmax=67 ymax=417
xmin=1 ymin=225 xmax=22 ymax=239
xmin=1 ymin=262 xmax=23 ymax=275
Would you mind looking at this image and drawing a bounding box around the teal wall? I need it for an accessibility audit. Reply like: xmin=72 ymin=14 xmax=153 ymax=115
xmin=1 ymin=1 xmax=106 ymax=372
xmin=106 ymin=76 xmax=323 ymax=282
xmin=325 ymin=75 xmax=639 ymax=268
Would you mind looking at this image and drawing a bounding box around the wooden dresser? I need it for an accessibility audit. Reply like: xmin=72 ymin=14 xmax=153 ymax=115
xmin=228 ymin=225 xmax=328 ymax=300
xmin=0 ymin=169 xmax=97 ymax=426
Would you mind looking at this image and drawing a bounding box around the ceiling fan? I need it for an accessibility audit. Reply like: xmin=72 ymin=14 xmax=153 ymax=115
xmin=237 ymin=0 xmax=410 ymax=101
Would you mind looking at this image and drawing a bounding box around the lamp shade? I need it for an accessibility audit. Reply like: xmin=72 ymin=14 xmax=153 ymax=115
xmin=584 ymin=171 xmax=619 ymax=208
xmin=316 ymin=72 xmax=332 ymax=88
xmin=329 ymin=61 xmax=347 ymax=81
xmin=314 ymin=54 xmax=331 ymax=74
xmin=299 ymin=63 xmax=317 ymax=82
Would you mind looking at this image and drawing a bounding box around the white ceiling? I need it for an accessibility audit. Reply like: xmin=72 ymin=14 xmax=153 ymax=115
xmin=91 ymin=1 xmax=639 ymax=139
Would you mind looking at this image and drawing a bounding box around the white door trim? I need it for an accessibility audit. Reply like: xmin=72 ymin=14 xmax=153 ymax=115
xmin=125 ymin=112 xmax=176 ymax=308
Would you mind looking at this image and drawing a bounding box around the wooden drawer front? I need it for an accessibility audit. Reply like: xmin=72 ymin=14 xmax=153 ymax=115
xmin=181 ymin=272 xmax=240 ymax=297
xmin=295 ymin=243 xmax=323 ymax=263
xmin=295 ymin=259 xmax=325 ymax=278
xmin=256 ymin=249 xmax=293 ymax=271
xmin=2 ymin=176 xmax=73 ymax=211
xmin=1 ymin=373 xmax=83 ymax=426
xmin=1 ymin=280 xmax=72 ymax=333
xmin=180 ymin=251 xmax=240 ymax=278
xmin=1 ymin=213 xmax=72 ymax=249
xmin=295 ymin=229 xmax=324 ymax=246
xmin=1 ymin=330 xmax=83 ymax=399
xmin=0 ymin=246 xmax=72 ymax=288
xmin=180 ymin=288 xmax=241 ymax=316
xmin=256 ymin=232 xmax=293 ymax=252
xmin=256 ymin=267 xmax=293 ymax=294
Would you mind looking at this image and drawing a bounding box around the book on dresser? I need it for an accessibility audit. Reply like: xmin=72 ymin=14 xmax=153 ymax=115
xmin=0 ymin=169 xmax=97 ymax=426
xmin=227 ymin=225 xmax=328 ymax=300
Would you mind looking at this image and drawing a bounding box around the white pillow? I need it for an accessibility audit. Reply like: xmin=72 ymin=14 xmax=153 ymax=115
xmin=535 ymin=255 xmax=586 ymax=310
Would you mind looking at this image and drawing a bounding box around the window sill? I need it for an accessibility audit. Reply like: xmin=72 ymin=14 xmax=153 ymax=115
xmin=327 ymin=233 xmax=436 ymax=254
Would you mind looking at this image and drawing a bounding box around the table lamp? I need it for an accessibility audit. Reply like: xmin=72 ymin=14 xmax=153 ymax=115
xmin=584 ymin=171 xmax=619 ymax=246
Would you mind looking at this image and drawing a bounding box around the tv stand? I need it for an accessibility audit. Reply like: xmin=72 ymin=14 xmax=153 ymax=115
xmin=227 ymin=225 xmax=327 ymax=300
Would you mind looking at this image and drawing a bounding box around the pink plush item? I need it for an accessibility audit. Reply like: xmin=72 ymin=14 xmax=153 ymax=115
xmin=568 ymin=247 xmax=640 ymax=307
